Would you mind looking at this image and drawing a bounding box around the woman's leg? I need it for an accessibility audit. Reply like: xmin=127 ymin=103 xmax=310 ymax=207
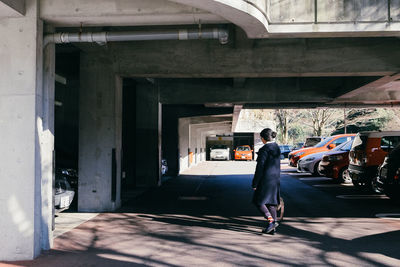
xmin=266 ymin=205 xmax=277 ymax=222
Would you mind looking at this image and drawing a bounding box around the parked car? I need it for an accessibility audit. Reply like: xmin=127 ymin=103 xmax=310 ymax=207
xmin=289 ymin=134 xmax=355 ymax=167
xmin=279 ymin=145 xmax=292 ymax=159
xmin=234 ymin=145 xmax=253 ymax=161
xmin=210 ymin=145 xmax=230 ymax=160
xmin=304 ymin=137 xmax=323 ymax=148
xmin=54 ymin=178 xmax=75 ymax=212
xmin=318 ymin=139 xmax=354 ymax=183
xmin=161 ymin=159 xmax=168 ymax=175
xmin=292 ymin=142 xmax=304 ymax=150
xmin=298 ymin=139 xmax=354 ymax=177
xmin=349 ymin=131 xmax=400 ymax=187
xmin=372 ymin=144 xmax=400 ymax=199
xmin=56 ymin=168 xmax=78 ymax=192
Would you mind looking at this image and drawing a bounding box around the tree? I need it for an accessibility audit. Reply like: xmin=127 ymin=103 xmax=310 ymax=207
xmin=307 ymin=108 xmax=336 ymax=136
xmin=275 ymin=109 xmax=294 ymax=144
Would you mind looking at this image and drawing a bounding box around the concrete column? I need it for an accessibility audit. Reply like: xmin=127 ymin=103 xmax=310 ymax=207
xmin=79 ymin=54 xmax=122 ymax=212
xmin=0 ymin=0 xmax=53 ymax=260
xmin=41 ymin=25 xmax=55 ymax=250
xmin=178 ymin=118 xmax=190 ymax=173
xmin=136 ymin=81 xmax=161 ymax=187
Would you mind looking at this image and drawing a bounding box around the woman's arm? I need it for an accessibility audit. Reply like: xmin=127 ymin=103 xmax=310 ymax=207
xmin=252 ymin=148 xmax=268 ymax=188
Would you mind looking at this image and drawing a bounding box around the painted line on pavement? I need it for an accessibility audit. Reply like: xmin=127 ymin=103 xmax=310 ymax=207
xmin=299 ymin=177 xmax=332 ymax=181
xmin=376 ymin=213 xmax=400 ymax=220
xmin=313 ymin=183 xmax=353 ymax=188
xmin=336 ymin=195 xmax=389 ymax=200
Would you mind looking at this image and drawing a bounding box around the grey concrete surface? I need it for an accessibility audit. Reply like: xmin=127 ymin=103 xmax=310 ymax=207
xmin=53 ymin=213 xmax=99 ymax=238
xmin=78 ymin=54 xmax=123 ymax=212
xmin=5 ymin=161 xmax=400 ymax=266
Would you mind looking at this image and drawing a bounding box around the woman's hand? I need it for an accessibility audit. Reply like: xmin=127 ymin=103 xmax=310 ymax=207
xmin=252 ymin=188 xmax=257 ymax=191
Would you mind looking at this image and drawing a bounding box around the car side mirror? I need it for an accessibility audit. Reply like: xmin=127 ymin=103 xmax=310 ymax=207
xmin=328 ymin=144 xmax=336 ymax=149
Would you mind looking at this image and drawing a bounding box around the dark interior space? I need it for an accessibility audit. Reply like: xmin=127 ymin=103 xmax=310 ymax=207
xmin=55 ymin=48 xmax=80 ymax=210
xmin=122 ymin=79 xmax=137 ymax=191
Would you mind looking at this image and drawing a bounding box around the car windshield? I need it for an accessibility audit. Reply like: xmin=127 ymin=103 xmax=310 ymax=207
xmin=314 ymin=136 xmax=334 ymax=148
xmin=333 ymin=139 xmax=353 ymax=151
xmin=237 ymin=146 xmax=250 ymax=151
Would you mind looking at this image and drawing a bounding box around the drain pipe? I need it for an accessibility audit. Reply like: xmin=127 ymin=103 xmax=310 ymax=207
xmin=44 ymin=28 xmax=229 ymax=47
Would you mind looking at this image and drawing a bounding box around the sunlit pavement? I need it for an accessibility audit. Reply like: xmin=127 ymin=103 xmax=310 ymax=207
xmin=5 ymin=161 xmax=400 ymax=266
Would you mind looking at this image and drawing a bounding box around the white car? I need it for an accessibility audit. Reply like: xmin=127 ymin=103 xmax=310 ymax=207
xmin=210 ymin=145 xmax=230 ymax=160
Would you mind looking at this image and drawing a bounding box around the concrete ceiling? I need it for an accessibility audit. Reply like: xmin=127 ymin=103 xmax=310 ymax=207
xmin=36 ymin=0 xmax=400 ymax=107
xmin=0 ymin=0 xmax=24 ymax=17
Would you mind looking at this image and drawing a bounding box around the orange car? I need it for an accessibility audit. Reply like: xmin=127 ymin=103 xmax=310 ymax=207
xmin=289 ymin=134 xmax=356 ymax=167
xmin=234 ymin=145 xmax=253 ymax=161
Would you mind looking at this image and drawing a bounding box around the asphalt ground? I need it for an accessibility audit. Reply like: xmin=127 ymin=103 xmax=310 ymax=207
xmin=3 ymin=160 xmax=400 ymax=266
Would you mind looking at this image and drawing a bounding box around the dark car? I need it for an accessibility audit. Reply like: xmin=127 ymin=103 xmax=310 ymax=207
xmin=304 ymin=137 xmax=323 ymax=148
xmin=54 ymin=178 xmax=75 ymax=212
xmin=279 ymin=145 xmax=292 ymax=159
xmin=372 ymin=144 xmax=400 ymax=200
xmin=56 ymin=168 xmax=78 ymax=192
xmin=318 ymin=139 xmax=354 ymax=183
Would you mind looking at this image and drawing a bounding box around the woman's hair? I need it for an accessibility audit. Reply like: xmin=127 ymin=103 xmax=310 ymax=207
xmin=260 ymin=128 xmax=277 ymax=141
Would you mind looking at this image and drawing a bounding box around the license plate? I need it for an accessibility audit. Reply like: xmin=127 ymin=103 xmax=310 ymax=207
xmin=60 ymin=196 xmax=70 ymax=208
xmin=241 ymin=156 xmax=245 ymax=159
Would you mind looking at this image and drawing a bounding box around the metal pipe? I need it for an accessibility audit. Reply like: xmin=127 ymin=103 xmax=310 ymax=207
xmin=44 ymin=28 xmax=229 ymax=47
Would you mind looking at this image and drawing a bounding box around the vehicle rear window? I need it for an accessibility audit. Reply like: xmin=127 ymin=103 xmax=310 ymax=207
xmin=339 ymin=140 xmax=353 ymax=151
xmin=351 ymin=134 xmax=367 ymax=151
xmin=381 ymin=136 xmax=400 ymax=152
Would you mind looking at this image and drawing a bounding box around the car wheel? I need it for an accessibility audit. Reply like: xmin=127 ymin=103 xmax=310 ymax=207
xmin=370 ymin=176 xmax=384 ymax=194
xmin=313 ymin=161 xmax=321 ymax=176
xmin=339 ymin=167 xmax=352 ymax=184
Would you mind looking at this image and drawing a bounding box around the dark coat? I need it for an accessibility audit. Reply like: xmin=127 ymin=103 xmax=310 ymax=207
xmin=252 ymin=142 xmax=281 ymax=206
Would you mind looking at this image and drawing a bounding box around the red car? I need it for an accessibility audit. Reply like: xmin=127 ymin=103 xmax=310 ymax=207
xmin=318 ymin=139 xmax=354 ymax=183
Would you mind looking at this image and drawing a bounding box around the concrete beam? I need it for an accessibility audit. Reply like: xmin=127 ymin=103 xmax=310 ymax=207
xmin=169 ymin=0 xmax=268 ymax=38
xmin=113 ymin=37 xmax=400 ymax=78
xmin=40 ymin=0 xmax=226 ymax=27
xmin=332 ymin=73 xmax=400 ymax=104
xmin=158 ymin=77 xmax=378 ymax=105
xmin=0 ymin=0 xmax=25 ymax=17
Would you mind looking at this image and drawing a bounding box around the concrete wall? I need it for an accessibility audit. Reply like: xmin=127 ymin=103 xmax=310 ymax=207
xmin=0 ymin=0 xmax=53 ymax=260
xmin=178 ymin=116 xmax=232 ymax=172
xmin=79 ymin=53 xmax=122 ymax=212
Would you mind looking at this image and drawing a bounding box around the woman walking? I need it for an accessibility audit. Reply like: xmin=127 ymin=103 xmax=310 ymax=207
xmin=252 ymin=128 xmax=281 ymax=234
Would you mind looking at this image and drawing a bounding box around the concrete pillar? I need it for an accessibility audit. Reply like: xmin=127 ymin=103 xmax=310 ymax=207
xmin=0 ymin=0 xmax=54 ymax=260
xmin=79 ymin=54 xmax=122 ymax=212
xmin=136 ymin=81 xmax=162 ymax=187
xmin=178 ymin=118 xmax=190 ymax=173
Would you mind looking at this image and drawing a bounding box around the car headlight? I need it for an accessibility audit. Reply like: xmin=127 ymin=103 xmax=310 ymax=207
xmin=328 ymin=155 xmax=343 ymax=161
xmin=305 ymin=157 xmax=315 ymax=162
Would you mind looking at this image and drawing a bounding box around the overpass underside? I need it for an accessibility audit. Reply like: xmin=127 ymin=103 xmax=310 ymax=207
xmin=1 ymin=0 xmax=400 ymax=261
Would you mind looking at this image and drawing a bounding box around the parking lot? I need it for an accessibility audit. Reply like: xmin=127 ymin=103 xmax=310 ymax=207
xmin=14 ymin=160 xmax=400 ymax=267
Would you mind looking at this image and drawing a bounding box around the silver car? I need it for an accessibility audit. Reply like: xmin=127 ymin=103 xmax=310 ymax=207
xmin=297 ymin=141 xmax=351 ymax=176
xmin=210 ymin=145 xmax=230 ymax=160
xmin=297 ymin=151 xmax=326 ymax=176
